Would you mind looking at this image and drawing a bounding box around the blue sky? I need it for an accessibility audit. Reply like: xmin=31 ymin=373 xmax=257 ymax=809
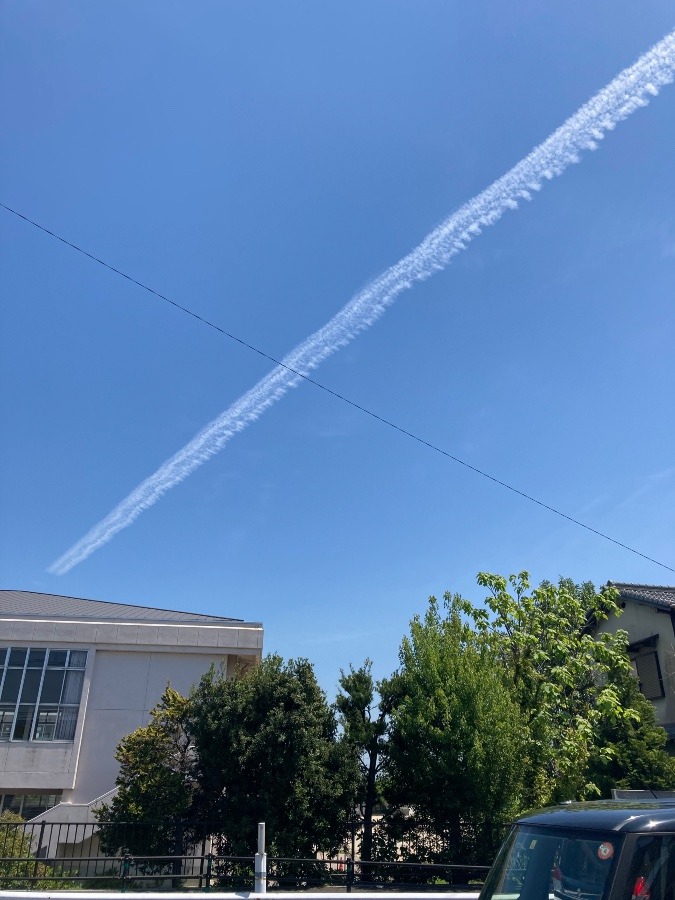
xmin=1 ymin=1 xmax=674 ymax=696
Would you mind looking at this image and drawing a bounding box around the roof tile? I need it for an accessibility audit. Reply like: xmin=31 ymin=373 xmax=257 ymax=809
xmin=611 ymin=582 xmax=675 ymax=611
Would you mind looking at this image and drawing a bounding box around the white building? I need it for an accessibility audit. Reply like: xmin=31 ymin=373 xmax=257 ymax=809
xmin=0 ymin=589 xmax=263 ymax=822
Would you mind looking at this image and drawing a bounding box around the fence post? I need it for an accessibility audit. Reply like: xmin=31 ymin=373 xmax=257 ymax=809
xmin=120 ymin=854 xmax=131 ymax=893
xmin=31 ymin=821 xmax=47 ymax=883
xmin=205 ymin=852 xmax=213 ymax=893
xmin=254 ymin=822 xmax=267 ymax=894
xmin=346 ymin=857 xmax=354 ymax=893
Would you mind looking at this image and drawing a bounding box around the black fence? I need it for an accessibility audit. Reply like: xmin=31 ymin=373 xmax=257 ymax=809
xmin=0 ymin=819 xmax=489 ymax=892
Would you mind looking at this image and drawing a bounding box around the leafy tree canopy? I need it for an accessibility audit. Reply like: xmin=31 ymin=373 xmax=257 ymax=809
xmin=473 ymin=572 xmax=675 ymax=805
xmin=97 ymin=655 xmax=360 ymax=860
xmin=385 ymin=593 xmax=527 ymax=864
xmin=336 ymin=660 xmax=401 ymax=861
xmin=96 ymin=686 xmax=193 ymax=858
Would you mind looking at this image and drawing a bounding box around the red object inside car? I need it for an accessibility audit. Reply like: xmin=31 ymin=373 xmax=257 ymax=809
xmin=632 ymin=875 xmax=650 ymax=899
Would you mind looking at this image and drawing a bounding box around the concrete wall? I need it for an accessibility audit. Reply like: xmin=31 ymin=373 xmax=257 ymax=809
xmin=0 ymin=615 xmax=263 ymax=809
xmin=69 ymin=647 xmax=234 ymax=803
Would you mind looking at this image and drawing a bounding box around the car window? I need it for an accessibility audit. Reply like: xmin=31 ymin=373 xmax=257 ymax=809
xmin=623 ymin=835 xmax=675 ymax=900
xmin=480 ymin=826 xmax=622 ymax=900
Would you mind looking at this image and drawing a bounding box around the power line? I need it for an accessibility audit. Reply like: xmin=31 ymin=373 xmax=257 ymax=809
xmin=2 ymin=201 xmax=673 ymax=575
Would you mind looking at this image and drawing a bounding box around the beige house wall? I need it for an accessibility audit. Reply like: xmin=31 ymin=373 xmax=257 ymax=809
xmin=596 ymin=600 xmax=675 ymax=726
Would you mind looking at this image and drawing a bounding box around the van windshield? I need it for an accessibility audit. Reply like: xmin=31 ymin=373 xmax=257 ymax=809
xmin=480 ymin=825 xmax=623 ymax=900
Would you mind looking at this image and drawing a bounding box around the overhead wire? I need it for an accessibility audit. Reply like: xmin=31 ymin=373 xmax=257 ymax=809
xmin=2 ymin=201 xmax=673 ymax=575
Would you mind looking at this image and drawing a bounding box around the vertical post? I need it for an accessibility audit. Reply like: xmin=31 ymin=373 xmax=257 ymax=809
xmin=120 ymin=854 xmax=131 ymax=893
xmin=346 ymin=857 xmax=354 ymax=893
xmin=199 ymin=829 xmax=208 ymax=891
xmin=32 ymin=821 xmax=47 ymax=883
xmin=205 ymin=852 xmax=213 ymax=893
xmin=254 ymin=821 xmax=267 ymax=894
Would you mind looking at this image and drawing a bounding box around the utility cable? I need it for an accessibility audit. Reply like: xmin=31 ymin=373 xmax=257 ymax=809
xmin=2 ymin=202 xmax=673 ymax=575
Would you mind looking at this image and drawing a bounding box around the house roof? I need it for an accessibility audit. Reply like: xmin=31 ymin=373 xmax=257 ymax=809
xmin=610 ymin=582 xmax=675 ymax=612
xmin=0 ymin=589 xmax=250 ymax=625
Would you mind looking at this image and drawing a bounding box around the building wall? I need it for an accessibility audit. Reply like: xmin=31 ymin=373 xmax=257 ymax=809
xmin=0 ymin=615 xmax=263 ymax=811
xmin=70 ymin=647 xmax=238 ymax=804
xmin=596 ymin=601 xmax=675 ymax=726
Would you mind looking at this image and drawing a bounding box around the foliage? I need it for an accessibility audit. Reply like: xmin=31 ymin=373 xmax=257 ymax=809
xmin=95 ymin=572 xmax=675 ymax=872
xmin=95 ymin=685 xmax=194 ymax=861
xmin=385 ymin=594 xmax=528 ymax=864
xmin=473 ymin=572 xmax=675 ymax=805
xmin=188 ymin=654 xmax=360 ymax=858
xmin=336 ymin=660 xmax=400 ymax=861
xmin=0 ymin=811 xmax=76 ymax=889
xmin=98 ymin=655 xmax=360 ymax=863
xmin=587 ymin=648 xmax=675 ymax=795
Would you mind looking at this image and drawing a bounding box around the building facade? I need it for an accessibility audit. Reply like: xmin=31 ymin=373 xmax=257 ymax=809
xmin=0 ymin=590 xmax=263 ymax=822
xmin=598 ymin=583 xmax=675 ymax=743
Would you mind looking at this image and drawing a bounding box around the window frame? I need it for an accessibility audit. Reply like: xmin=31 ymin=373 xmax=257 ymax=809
xmin=0 ymin=647 xmax=87 ymax=743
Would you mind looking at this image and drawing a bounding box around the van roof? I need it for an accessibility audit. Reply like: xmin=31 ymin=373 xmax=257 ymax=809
xmin=518 ymin=800 xmax=675 ymax=834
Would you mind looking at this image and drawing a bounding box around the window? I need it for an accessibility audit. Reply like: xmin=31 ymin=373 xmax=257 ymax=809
xmin=634 ymin=651 xmax=665 ymax=700
xmin=624 ymin=835 xmax=675 ymax=900
xmin=0 ymin=647 xmax=87 ymax=742
xmin=479 ymin=825 xmax=623 ymax=900
xmin=0 ymin=792 xmax=61 ymax=820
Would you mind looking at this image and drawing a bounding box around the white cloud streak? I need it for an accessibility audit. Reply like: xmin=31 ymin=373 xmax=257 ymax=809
xmin=50 ymin=32 xmax=675 ymax=575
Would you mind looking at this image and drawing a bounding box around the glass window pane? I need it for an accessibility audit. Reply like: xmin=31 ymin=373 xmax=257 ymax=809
xmin=627 ymin=835 xmax=675 ymax=899
xmin=0 ymin=648 xmax=7 ymax=667
xmin=6 ymin=795 xmax=22 ymax=814
xmin=1 ymin=795 xmax=15 ymax=813
xmin=27 ymin=649 xmax=46 ymax=669
xmin=480 ymin=826 xmax=622 ymax=899
xmin=47 ymin=650 xmax=67 ymax=668
xmin=8 ymin=648 xmax=27 ymax=668
xmin=12 ymin=705 xmax=35 ymax=741
xmin=33 ymin=709 xmax=58 ymax=741
xmin=55 ymin=707 xmax=79 ymax=740
xmin=21 ymin=795 xmax=45 ymax=819
xmin=39 ymin=670 xmax=64 ymax=704
xmin=61 ymin=670 xmax=84 ymax=705
xmin=0 ymin=707 xmax=14 ymax=740
xmin=68 ymin=651 xmax=87 ymax=669
xmin=19 ymin=669 xmax=42 ymax=704
xmin=0 ymin=669 xmax=23 ymax=703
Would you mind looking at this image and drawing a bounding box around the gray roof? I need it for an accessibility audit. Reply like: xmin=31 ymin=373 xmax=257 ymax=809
xmin=0 ymin=589 xmax=247 ymax=624
xmin=610 ymin=582 xmax=675 ymax=612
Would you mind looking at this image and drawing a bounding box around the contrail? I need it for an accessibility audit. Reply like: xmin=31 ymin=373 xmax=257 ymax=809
xmin=50 ymin=31 xmax=675 ymax=575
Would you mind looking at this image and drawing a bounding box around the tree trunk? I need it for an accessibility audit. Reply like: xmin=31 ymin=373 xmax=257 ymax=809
xmin=360 ymin=747 xmax=378 ymax=868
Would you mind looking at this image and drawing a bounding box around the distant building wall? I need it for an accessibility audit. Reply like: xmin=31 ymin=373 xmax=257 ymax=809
xmin=0 ymin=592 xmax=263 ymax=818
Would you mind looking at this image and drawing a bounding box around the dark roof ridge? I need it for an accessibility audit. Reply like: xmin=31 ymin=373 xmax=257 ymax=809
xmin=607 ymin=582 xmax=675 ymax=612
xmin=610 ymin=581 xmax=675 ymax=590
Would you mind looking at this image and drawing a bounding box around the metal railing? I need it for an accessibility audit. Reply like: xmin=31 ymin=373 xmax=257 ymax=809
xmin=0 ymin=819 xmax=489 ymax=892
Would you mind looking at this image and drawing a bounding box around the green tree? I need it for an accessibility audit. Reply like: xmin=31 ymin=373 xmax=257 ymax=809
xmin=474 ymin=572 xmax=675 ymax=804
xmin=336 ymin=660 xmax=400 ymax=862
xmin=96 ymin=686 xmax=194 ymax=861
xmin=188 ymin=655 xmax=360 ymax=858
xmin=0 ymin=811 xmax=75 ymax=889
xmin=97 ymin=655 xmax=360 ymax=864
xmin=587 ymin=648 xmax=675 ymax=795
xmin=385 ymin=594 xmax=528 ymax=865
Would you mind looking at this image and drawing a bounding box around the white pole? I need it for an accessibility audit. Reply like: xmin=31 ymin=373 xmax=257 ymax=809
xmin=254 ymin=822 xmax=267 ymax=894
